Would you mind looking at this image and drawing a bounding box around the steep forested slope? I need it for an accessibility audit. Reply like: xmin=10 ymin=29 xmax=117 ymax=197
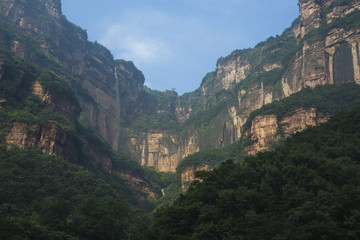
xmin=150 ymin=106 xmax=360 ymax=239
xmin=178 ymin=83 xmax=360 ymax=188
xmin=0 ymin=147 xmax=150 ymax=240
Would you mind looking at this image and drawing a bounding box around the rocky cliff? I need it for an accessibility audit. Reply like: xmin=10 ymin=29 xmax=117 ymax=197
xmin=122 ymin=130 xmax=200 ymax=172
xmin=244 ymin=108 xmax=329 ymax=155
xmin=1 ymin=0 xmax=360 ymax=178
xmin=181 ymin=165 xmax=211 ymax=191
xmin=0 ymin=0 xmax=144 ymax=150
xmin=174 ymin=0 xmax=360 ymax=183
xmin=121 ymin=0 xmax=360 ymax=173
xmin=0 ymin=1 xmax=157 ymax=199
xmin=5 ymin=122 xmax=78 ymax=161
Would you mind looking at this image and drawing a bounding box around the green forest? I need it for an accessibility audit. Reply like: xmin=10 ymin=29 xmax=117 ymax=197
xmin=0 ymin=146 xmax=149 ymax=240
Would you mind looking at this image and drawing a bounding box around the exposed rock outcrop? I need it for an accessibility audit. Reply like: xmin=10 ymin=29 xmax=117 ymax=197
xmin=5 ymin=123 xmax=79 ymax=163
xmin=135 ymin=0 xmax=360 ymax=172
xmin=282 ymin=0 xmax=360 ymax=97
xmin=0 ymin=0 xmax=144 ymax=151
xmin=117 ymin=171 xmax=159 ymax=199
xmin=245 ymin=114 xmax=279 ymax=155
xmin=216 ymin=58 xmax=251 ymax=90
xmin=244 ymin=108 xmax=330 ymax=155
xmin=0 ymin=1 xmax=156 ymax=198
xmin=181 ymin=165 xmax=211 ymax=191
xmin=280 ymin=107 xmax=329 ymax=138
xmin=2 ymin=0 xmax=360 ymax=177
xmin=124 ymin=130 xmax=200 ymax=172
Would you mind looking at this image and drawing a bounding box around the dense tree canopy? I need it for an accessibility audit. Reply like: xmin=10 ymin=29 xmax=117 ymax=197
xmin=0 ymin=146 xmax=150 ymax=240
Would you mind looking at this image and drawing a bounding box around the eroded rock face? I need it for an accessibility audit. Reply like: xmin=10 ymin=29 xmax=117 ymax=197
xmin=216 ymin=58 xmax=251 ymax=90
xmin=117 ymin=171 xmax=159 ymax=199
xmin=2 ymin=0 xmax=360 ymax=177
xmin=5 ymin=123 xmax=79 ymax=163
xmin=245 ymin=108 xmax=330 ymax=155
xmin=181 ymin=165 xmax=211 ymax=191
xmin=125 ymin=130 xmax=200 ymax=172
xmin=245 ymin=115 xmax=279 ymax=155
xmin=238 ymin=83 xmax=273 ymax=116
xmin=280 ymin=107 xmax=329 ymax=138
xmin=299 ymin=0 xmax=322 ymax=38
xmin=38 ymin=0 xmax=62 ymax=19
xmin=283 ymin=0 xmax=360 ymax=97
xmin=263 ymin=62 xmax=282 ymax=72
xmin=32 ymin=80 xmax=79 ymax=123
xmin=0 ymin=0 xmax=145 ymax=151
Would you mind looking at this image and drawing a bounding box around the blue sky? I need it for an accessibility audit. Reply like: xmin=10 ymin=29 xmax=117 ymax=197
xmin=61 ymin=0 xmax=299 ymax=94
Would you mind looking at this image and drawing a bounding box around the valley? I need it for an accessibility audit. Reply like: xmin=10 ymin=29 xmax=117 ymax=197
xmin=0 ymin=0 xmax=360 ymax=239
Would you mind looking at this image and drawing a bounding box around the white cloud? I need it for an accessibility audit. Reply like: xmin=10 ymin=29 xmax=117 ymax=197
xmin=99 ymin=9 xmax=172 ymax=64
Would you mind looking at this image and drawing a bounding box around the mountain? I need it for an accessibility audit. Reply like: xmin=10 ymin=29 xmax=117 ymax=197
xmin=119 ymin=0 xmax=360 ymax=174
xmin=1 ymin=0 xmax=360 ymax=238
xmin=0 ymin=0 xmax=165 ymax=201
xmin=2 ymin=0 xmax=359 ymax=177
xmin=178 ymin=83 xmax=360 ymax=190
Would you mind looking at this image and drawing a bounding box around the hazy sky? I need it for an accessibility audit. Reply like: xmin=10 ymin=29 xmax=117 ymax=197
xmin=61 ymin=0 xmax=299 ymax=94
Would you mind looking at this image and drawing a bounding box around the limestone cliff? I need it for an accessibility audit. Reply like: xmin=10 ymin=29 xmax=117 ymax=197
xmin=244 ymin=114 xmax=280 ymax=155
xmin=5 ymin=123 xmax=79 ymax=162
xmin=244 ymin=108 xmax=330 ymax=155
xmin=181 ymin=165 xmax=211 ymax=191
xmin=127 ymin=0 xmax=360 ymax=173
xmin=282 ymin=0 xmax=360 ymax=96
xmin=122 ymin=130 xmax=200 ymax=172
xmin=2 ymin=0 xmax=360 ymax=177
xmin=0 ymin=0 xmax=160 ymax=200
xmin=0 ymin=0 xmax=144 ymax=150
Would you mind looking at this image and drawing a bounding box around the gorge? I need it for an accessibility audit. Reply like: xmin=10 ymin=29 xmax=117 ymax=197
xmin=0 ymin=0 xmax=360 ymax=238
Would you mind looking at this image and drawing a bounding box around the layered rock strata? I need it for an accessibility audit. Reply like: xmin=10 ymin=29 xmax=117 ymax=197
xmin=245 ymin=108 xmax=330 ymax=155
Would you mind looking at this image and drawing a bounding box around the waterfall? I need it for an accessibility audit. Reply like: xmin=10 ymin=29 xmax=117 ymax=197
xmin=114 ymin=66 xmax=121 ymax=114
xmin=161 ymin=189 xmax=165 ymax=196
xmin=114 ymin=66 xmax=121 ymax=147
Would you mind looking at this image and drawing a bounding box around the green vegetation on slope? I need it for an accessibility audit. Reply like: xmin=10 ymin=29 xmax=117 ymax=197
xmin=243 ymin=83 xmax=360 ymax=132
xmin=149 ymin=106 xmax=360 ymax=239
xmin=304 ymin=8 xmax=360 ymax=43
xmin=126 ymin=87 xmax=181 ymax=133
xmin=177 ymin=141 xmax=244 ymax=172
xmin=0 ymin=49 xmax=177 ymax=208
xmin=0 ymin=50 xmax=79 ymax=139
xmin=177 ymin=83 xmax=360 ymax=172
xmin=0 ymin=146 xmax=149 ymax=240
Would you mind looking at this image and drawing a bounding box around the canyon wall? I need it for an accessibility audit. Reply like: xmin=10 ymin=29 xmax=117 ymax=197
xmin=122 ymin=130 xmax=200 ymax=172
xmin=126 ymin=0 xmax=360 ymax=173
xmin=2 ymin=0 xmax=360 ymax=176
xmin=0 ymin=0 xmax=144 ymax=150
xmin=0 ymin=1 xmax=156 ymax=198
xmin=181 ymin=165 xmax=211 ymax=191
xmin=244 ymin=108 xmax=329 ymax=155
xmin=177 ymin=0 xmax=360 ymax=184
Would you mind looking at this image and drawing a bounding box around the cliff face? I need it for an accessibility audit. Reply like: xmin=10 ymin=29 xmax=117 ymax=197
xmin=5 ymin=122 xmax=79 ymax=161
xmin=181 ymin=165 xmax=211 ymax=191
xmin=245 ymin=114 xmax=280 ymax=155
xmin=282 ymin=0 xmax=360 ymax=96
xmin=0 ymin=0 xmax=144 ymax=150
xmin=0 ymin=0 xmax=157 ymax=199
xmin=1 ymin=0 xmax=359 ymax=177
xmin=244 ymin=108 xmax=330 ymax=155
xmin=123 ymin=130 xmax=200 ymax=172
xmin=124 ymin=0 xmax=360 ymax=173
